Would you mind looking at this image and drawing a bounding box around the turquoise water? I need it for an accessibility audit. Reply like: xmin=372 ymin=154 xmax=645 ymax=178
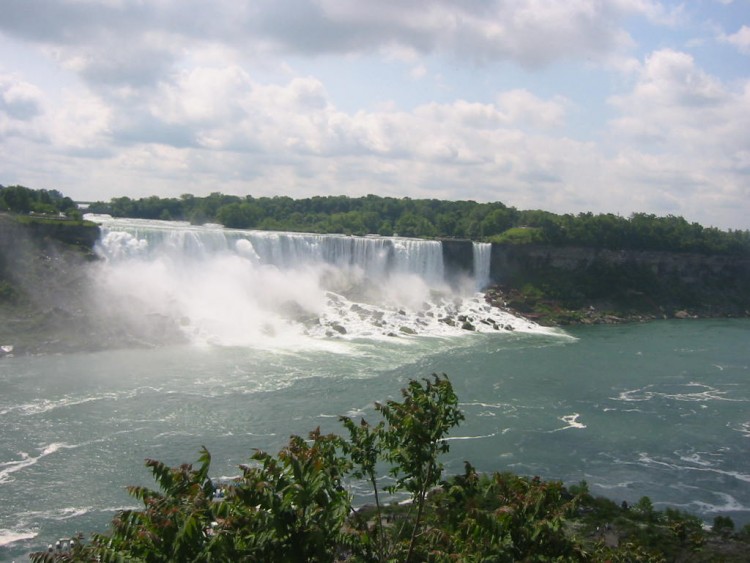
xmin=1 ymin=319 xmax=748 ymax=559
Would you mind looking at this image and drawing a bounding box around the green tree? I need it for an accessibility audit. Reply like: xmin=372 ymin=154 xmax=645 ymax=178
xmin=340 ymin=416 xmax=387 ymax=562
xmin=216 ymin=202 xmax=260 ymax=229
xmin=91 ymin=447 xmax=217 ymax=562
xmin=481 ymin=207 xmax=515 ymax=237
xmin=377 ymin=374 xmax=464 ymax=562
xmin=395 ymin=212 xmax=436 ymax=238
xmin=218 ymin=429 xmax=352 ymax=562
xmin=1 ymin=185 xmax=33 ymax=213
xmin=712 ymin=515 xmax=735 ymax=538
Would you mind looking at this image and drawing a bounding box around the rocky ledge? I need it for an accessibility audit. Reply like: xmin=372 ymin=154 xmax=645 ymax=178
xmin=484 ymin=285 xmax=750 ymax=327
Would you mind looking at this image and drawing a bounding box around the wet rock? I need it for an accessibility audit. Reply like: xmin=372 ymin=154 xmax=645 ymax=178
xmin=399 ymin=326 xmax=416 ymax=335
xmin=350 ymin=304 xmax=371 ymax=319
xmin=330 ymin=323 xmax=347 ymax=334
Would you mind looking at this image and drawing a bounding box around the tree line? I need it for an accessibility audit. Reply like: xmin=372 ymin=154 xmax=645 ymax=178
xmin=87 ymin=191 xmax=750 ymax=255
xmin=0 ymin=184 xmax=80 ymax=218
xmin=4 ymin=185 xmax=748 ymax=255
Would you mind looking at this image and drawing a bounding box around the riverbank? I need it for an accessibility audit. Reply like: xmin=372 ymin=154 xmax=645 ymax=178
xmin=484 ymin=284 xmax=750 ymax=327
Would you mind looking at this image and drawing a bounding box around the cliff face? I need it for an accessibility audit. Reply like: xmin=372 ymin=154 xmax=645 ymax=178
xmin=441 ymin=239 xmax=475 ymax=286
xmin=0 ymin=213 xmax=99 ymax=290
xmin=0 ymin=213 xmax=189 ymax=356
xmin=23 ymin=217 xmax=100 ymax=247
xmin=0 ymin=214 xmax=104 ymax=355
xmin=0 ymin=213 xmax=99 ymax=252
xmin=488 ymin=244 xmax=750 ymax=317
xmin=490 ymin=245 xmax=750 ymax=284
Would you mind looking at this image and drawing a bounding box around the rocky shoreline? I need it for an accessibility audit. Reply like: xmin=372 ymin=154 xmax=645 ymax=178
xmin=484 ymin=285 xmax=750 ymax=328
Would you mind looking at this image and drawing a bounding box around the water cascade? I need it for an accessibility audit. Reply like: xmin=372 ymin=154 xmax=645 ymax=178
xmin=472 ymin=242 xmax=492 ymax=291
xmin=89 ymin=216 xmax=539 ymax=348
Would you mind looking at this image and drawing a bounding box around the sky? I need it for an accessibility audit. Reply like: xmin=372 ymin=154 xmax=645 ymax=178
xmin=0 ymin=1 xmax=749 ymax=229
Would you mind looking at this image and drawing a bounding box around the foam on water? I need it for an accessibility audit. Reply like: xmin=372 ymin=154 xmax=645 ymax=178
xmin=613 ymin=382 xmax=746 ymax=403
xmin=730 ymin=420 xmax=750 ymax=437
xmin=552 ymin=413 xmax=587 ymax=432
xmin=635 ymin=452 xmax=750 ymax=484
xmin=0 ymin=505 xmax=136 ymax=549
xmin=0 ymin=443 xmax=74 ymax=484
xmin=0 ymin=393 xmax=119 ymax=417
xmin=446 ymin=432 xmax=500 ymax=441
xmin=0 ymin=529 xmax=37 ymax=547
xmin=689 ymin=493 xmax=749 ymax=514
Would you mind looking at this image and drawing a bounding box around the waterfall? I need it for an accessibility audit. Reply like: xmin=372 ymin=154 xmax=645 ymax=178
xmin=472 ymin=242 xmax=492 ymax=291
xmin=97 ymin=218 xmax=445 ymax=285
xmin=87 ymin=216 xmax=535 ymax=346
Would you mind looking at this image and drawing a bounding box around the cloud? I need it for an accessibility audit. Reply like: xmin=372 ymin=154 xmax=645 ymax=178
xmin=495 ymin=89 xmax=568 ymax=129
xmin=608 ymin=49 xmax=742 ymax=146
xmin=0 ymin=74 xmax=44 ymax=121
xmin=0 ymin=0 xmax=672 ymax=94
xmin=254 ymin=0 xmax=656 ymax=66
xmin=607 ymin=48 xmax=750 ymax=223
xmin=721 ymin=25 xmax=750 ymax=55
xmin=409 ymin=64 xmax=427 ymax=80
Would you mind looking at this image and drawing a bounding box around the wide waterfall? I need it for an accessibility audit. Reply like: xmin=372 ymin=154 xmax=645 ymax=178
xmin=89 ymin=216 xmax=537 ymax=348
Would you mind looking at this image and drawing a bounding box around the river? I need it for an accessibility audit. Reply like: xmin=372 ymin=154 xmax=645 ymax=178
xmin=0 ymin=217 xmax=748 ymax=560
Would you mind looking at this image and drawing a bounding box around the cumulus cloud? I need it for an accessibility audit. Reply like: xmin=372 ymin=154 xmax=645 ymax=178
xmin=607 ymin=49 xmax=750 ymax=222
xmin=608 ymin=49 xmax=743 ymax=148
xmin=0 ymin=74 xmax=44 ymax=121
xmin=51 ymin=91 xmax=113 ymax=155
xmin=722 ymin=25 xmax=750 ymax=55
xmin=0 ymin=0 xmax=668 ymax=93
xmin=495 ymin=90 xmax=568 ymax=129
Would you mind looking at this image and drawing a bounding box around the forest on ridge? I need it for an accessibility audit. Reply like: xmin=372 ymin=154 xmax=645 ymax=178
xmin=1 ymin=183 xmax=748 ymax=255
xmin=80 ymin=190 xmax=750 ymax=256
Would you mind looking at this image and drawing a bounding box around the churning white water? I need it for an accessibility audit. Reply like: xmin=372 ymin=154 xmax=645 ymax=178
xmin=89 ymin=216 xmax=545 ymax=349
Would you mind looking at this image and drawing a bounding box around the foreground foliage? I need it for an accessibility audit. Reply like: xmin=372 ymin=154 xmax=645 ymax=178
xmin=32 ymin=375 xmax=749 ymax=562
